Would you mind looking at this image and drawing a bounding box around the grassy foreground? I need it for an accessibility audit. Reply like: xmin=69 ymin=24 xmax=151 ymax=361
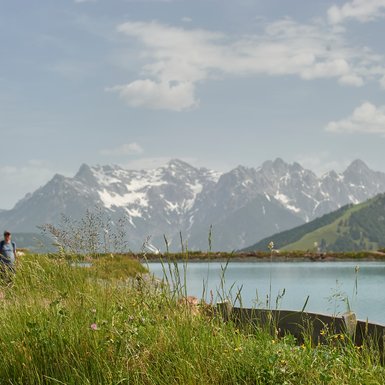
xmin=0 ymin=254 xmax=384 ymax=384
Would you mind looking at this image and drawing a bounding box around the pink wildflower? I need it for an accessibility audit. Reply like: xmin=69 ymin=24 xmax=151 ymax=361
xmin=90 ymin=323 xmax=98 ymax=330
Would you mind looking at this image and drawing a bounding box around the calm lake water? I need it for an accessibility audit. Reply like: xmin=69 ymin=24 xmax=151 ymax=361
xmin=147 ymin=261 xmax=385 ymax=325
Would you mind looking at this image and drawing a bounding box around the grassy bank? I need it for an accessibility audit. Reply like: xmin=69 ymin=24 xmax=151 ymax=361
xmin=141 ymin=249 xmax=385 ymax=262
xmin=0 ymin=254 xmax=384 ymax=384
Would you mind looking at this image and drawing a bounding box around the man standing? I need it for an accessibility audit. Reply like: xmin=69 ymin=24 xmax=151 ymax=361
xmin=0 ymin=231 xmax=16 ymax=275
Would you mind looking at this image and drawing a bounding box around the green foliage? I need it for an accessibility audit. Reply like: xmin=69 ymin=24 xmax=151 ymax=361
xmin=89 ymin=254 xmax=147 ymax=280
xmin=348 ymin=195 xmax=385 ymax=247
xmin=331 ymin=234 xmax=360 ymax=252
xmin=244 ymin=204 xmax=353 ymax=251
xmin=350 ymin=226 xmax=361 ymax=241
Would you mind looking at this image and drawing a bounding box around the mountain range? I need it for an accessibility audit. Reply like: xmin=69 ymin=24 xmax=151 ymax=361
xmin=1 ymin=158 xmax=385 ymax=252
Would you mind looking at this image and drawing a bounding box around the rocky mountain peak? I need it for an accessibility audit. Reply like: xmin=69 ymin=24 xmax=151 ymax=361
xmin=323 ymin=170 xmax=340 ymax=179
xmin=344 ymin=159 xmax=370 ymax=175
xmin=232 ymin=165 xmax=255 ymax=176
xmin=75 ymin=163 xmax=97 ymax=183
xmin=260 ymin=158 xmax=290 ymax=176
xmin=166 ymin=158 xmax=195 ymax=171
xmin=50 ymin=173 xmax=67 ymax=184
xmin=161 ymin=159 xmax=195 ymax=177
xmin=215 ymin=165 xmax=256 ymax=189
xmin=291 ymin=162 xmax=305 ymax=173
xmin=273 ymin=157 xmax=286 ymax=167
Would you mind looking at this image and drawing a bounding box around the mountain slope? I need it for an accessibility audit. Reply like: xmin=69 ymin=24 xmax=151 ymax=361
xmin=188 ymin=193 xmax=304 ymax=251
xmin=244 ymin=193 xmax=385 ymax=252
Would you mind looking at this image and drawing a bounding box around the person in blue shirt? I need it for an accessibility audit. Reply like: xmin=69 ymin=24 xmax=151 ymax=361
xmin=0 ymin=231 xmax=16 ymax=278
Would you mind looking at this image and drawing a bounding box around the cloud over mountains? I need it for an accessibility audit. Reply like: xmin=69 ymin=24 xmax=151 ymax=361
xmin=108 ymin=9 xmax=385 ymax=111
xmin=325 ymin=102 xmax=385 ymax=134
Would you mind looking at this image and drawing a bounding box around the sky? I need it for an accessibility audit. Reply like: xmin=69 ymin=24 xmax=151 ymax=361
xmin=2 ymin=0 xmax=385 ymax=209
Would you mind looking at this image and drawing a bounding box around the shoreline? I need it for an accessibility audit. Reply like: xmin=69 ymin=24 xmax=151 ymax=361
xmin=141 ymin=252 xmax=385 ymax=263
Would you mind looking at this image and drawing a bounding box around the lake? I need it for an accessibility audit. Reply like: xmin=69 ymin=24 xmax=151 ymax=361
xmin=147 ymin=260 xmax=385 ymax=325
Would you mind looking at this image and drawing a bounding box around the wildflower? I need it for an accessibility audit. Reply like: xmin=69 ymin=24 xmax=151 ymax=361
xmin=333 ymin=333 xmax=344 ymax=340
xmin=234 ymin=347 xmax=242 ymax=352
xmin=90 ymin=323 xmax=98 ymax=330
xmin=320 ymin=329 xmax=326 ymax=336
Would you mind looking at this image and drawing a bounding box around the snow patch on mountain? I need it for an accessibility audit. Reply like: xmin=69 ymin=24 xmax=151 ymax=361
xmin=99 ymin=189 xmax=149 ymax=209
xmin=274 ymin=192 xmax=289 ymax=204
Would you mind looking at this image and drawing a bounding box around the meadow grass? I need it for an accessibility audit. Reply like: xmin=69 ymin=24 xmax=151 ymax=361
xmin=0 ymin=254 xmax=384 ymax=384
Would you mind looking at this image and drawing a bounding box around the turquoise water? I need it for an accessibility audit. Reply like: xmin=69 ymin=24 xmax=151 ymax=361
xmin=147 ymin=261 xmax=385 ymax=325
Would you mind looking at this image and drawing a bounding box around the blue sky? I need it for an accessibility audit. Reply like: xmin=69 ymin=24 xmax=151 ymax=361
xmin=2 ymin=0 xmax=385 ymax=209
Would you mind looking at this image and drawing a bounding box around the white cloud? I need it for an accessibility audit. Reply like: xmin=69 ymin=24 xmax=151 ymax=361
xmin=328 ymin=0 xmax=385 ymax=24
xmin=100 ymin=142 xmax=144 ymax=156
xmin=107 ymin=80 xmax=198 ymax=111
xmin=325 ymin=102 xmax=385 ymax=134
xmin=338 ymin=73 xmax=364 ymax=86
xmin=109 ymin=19 xmax=384 ymax=110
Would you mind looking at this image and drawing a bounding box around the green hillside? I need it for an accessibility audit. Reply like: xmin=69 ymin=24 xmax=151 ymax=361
xmin=243 ymin=193 xmax=385 ymax=252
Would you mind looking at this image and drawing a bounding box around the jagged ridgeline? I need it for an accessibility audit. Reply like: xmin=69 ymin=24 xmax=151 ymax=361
xmin=244 ymin=193 xmax=385 ymax=252
xmin=2 ymin=158 xmax=385 ymax=251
